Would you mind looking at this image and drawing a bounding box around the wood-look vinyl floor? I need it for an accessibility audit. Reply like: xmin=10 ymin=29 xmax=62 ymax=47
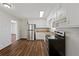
xmin=0 ymin=40 xmax=48 ymax=56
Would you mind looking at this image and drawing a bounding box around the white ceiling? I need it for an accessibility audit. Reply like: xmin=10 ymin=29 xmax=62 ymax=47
xmin=0 ymin=3 xmax=59 ymax=19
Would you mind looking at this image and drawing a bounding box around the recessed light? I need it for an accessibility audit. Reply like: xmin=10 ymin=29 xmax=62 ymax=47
xmin=40 ymin=11 xmax=44 ymax=17
xmin=2 ymin=3 xmax=13 ymax=8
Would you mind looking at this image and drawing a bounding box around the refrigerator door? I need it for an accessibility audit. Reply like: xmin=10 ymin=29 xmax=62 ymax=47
xmin=28 ymin=31 xmax=34 ymax=40
xmin=28 ymin=24 xmax=35 ymax=31
xmin=28 ymin=24 xmax=36 ymax=40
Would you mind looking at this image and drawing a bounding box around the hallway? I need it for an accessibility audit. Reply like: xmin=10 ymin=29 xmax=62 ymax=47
xmin=0 ymin=40 xmax=48 ymax=56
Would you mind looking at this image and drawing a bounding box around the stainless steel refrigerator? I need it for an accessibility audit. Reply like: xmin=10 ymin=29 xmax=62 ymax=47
xmin=28 ymin=24 xmax=36 ymax=40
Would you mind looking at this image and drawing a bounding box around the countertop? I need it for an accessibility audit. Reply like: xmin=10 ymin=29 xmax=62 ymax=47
xmin=35 ymin=28 xmax=49 ymax=32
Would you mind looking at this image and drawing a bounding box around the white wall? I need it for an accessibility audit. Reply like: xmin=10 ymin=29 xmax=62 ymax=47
xmin=20 ymin=19 xmax=28 ymax=38
xmin=0 ymin=10 xmax=20 ymax=50
xmin=0 ymin=11 xmax=11 ymax=50
xmin=28 ymin=19 xmax=49 ymax=28
xmin=57 ymin=27 xmax=79 ymax=56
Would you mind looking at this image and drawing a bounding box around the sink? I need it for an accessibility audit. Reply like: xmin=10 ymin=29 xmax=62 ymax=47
xmin=47 ymin=35 xmax=55 ymax=39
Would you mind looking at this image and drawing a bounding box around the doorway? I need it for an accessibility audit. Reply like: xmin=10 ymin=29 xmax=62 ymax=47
xmin=11 ymin=20 xmax=17 ymax=43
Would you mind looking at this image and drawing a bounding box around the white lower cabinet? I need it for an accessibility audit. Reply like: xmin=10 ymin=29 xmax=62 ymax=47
xmin=36 ymin=32 xmax=45 ymax=40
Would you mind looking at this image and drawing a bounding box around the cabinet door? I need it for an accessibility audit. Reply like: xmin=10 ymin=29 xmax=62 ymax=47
xmin=36 ymin=32 xmax=45 ymax=40
xmin=60 ymin=4 xmax=79 ymax=27
xmin=66 ymin=4 xmax=79 ymax=27
xmin=55 ymin=4 xmax=69 ymax=28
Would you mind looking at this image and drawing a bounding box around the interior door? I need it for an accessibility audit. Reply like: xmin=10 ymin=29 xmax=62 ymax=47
xmin=11 ymin=20 xmax=17 ymax=43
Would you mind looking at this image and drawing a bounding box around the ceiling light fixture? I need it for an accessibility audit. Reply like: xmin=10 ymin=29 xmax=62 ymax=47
xmin=11 ymin=20 xmax=16 ymax=23
xmin=40 ymin=11 xmax=44 ymax=17
xmin=2 ymin=3 xmax=13 ymax=8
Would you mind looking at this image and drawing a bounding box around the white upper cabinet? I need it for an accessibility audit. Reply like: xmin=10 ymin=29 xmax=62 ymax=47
xmin=66 ymin=4 xmax=79 ymax=27
xmin=47 ymin=4 xmax=79 ymax=28
xmin=59 ymin=4 xmax=79 ymax=28
xmin=52 ymin=4 xmax=68 ymax=28
xmin=54 ymin=4 xmax=79 ymax=28
xmin=55 ymin=4 xmax=69 ymax=28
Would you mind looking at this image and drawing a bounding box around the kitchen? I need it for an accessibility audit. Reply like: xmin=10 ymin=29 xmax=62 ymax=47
xmin=26 ymin=3 xmax=79 ymax=56
xmin=27 ymin=19 xmax=65 ymax=56
xmin=0 ymin=3 xmax=79 ymax=56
